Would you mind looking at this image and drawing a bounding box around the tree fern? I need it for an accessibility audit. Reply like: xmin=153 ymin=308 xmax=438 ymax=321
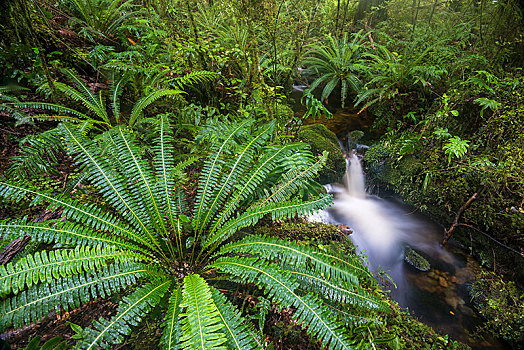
xmin=0 ymin=120 xmax=386 ymax=349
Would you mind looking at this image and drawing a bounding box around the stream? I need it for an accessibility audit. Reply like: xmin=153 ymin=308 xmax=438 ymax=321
xmin=309 ymin=151 xmax=509 ymax=349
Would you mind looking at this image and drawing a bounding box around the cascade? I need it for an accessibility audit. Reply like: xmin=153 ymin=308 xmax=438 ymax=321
xmin=309 ymin=142 xmax=506 ymax=348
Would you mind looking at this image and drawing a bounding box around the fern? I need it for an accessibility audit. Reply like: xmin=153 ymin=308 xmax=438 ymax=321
xmin=212 ymin=256 xmax=354 ymax=350
xmin=179 ymin=274 xmax=227 ymax=350
xmin=304 ymin=32 xmax=366 ymax=107
xmin=129 ymin=89 xmax=184 ymax=126
xmin=0 ymin=246 xmax=147 ymax=297
xmin=79 ymin=280 xmax=171 ymax=349
xmin=0 ymin=262 xmax=153 ymax=329
xmin=160 ymin=287 xmax=183 ymax=350
xmin=173 ymin=71 xmax=220 ymax=92
xmin=0 ymin=119 xmax=386 ymax=349
xmin=7 ymin=129 xmax=63 ymax=180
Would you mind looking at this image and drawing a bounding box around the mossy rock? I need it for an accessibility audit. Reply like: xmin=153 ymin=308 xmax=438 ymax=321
xmin=348 ymin=130 xmax=365 ymax=149
xmin=398 ymin=156 xmax=423 ymax=176
xmin=297 ymin=124 xmax=346 ymax=184
xmin=404 ymin=246 xmax=430 ymax=271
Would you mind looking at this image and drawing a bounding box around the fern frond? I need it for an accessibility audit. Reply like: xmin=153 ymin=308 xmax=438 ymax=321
xmin=60 ymin=69 xmax=108 ymax=123
xmin=105 ymin=127 xmax=168 ymax=239
xmin=0 ymin=182 xmax=136 ymax=241
xmin=79 ymin=280 xmax=171 ymax=349
xmin=0 ymin=85 xmax=29 ymax=93
xmin=207 ymin=143 xmax=306 ymax=238
xmin=160 ymin=287 xmax=183 ymax=350
xmin=212 ymin=257 xmax=354 ymax=350
xmin=179 ymin=274 xmax=227 ymax=350
xmin=289 ymin=267 xmax=388 ymax=312
xmin=209 ymin=286 xmax=260 ymax=350
xmin=194 ymin=122 xmax=274 ymax=235
xmin=152 ymin=115 xmax=178 ymax=232
xmin=7 ymin=129 xmax=62 ymax=180
xmin=205 ymin=196 xmax=332 ymax=250
xmin=0 ymin=246 xmax=148 ymax=297
xmin=256 ymin=151 xmax=329 ymax=207
xmin=192 ymin=119 xmax=253 ymax=234
xmin=219 ymin=235 xmax=373 ymax=286
xmin=109 ymin=72 xmax=127 ymax=123
xmin=173 ymin=71 xmax=220 ymax=91
xmin=7 ymin=102 xmax=96 ymax=124
xmin=59 ymin=124 xmax=161 ymax=252
xmin=129 ymin=89 xmax=184 ymax=126
xmin=0 ymin=262 xmax=153 ymax=329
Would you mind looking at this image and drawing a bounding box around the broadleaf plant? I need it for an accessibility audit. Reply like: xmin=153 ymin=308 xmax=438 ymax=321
xmin=0 ymin=118 xmax=387 ymax=349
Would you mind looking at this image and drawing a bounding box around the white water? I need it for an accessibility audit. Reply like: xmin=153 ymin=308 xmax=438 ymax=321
xmin=308 ymin=149 xmax=506 ymax=349
xmin=309 ymin=151 xmax=449 ymax=302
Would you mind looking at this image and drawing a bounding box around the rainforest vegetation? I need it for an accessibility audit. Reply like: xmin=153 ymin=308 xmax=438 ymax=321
xmin=0 ymin=0 xmax=523 ymax=349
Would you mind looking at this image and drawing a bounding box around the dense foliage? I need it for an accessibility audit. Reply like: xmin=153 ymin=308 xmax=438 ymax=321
xmin=0 ymin=119 xmax=387 ymax=349
xmin=1 ymin=0 xmax=523 ymax=348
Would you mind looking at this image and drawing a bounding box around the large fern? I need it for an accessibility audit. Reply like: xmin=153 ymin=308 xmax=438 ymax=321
xmin=0 ymin=118 xmax=386 ymax=349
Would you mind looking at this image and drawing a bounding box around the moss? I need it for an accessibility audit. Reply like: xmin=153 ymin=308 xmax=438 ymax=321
xmin=254 ymin=221 xmax=352 ymax=246
xmin=380 ymin=304 xmax=470 ymax=349
xmin=404 ymin=246 xmax=431 ymax=271
xmin=297 ymin=124 xmax=346 ymax=184
xmin=470 ymin=270 xmax=524 ymax=347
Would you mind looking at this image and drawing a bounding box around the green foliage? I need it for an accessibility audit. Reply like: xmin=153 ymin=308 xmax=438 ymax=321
xmin=304 ymin=32 xmax=367 ymax=108
xmin=354 ymin=43 xmax=438 ymax=111
xmin=471 ymin=271 xmax=524 ymax=346
xmin=3 ymin=69 xmax=183 ymax=181
xmin=442 ymin=136 xmax=470 ymax=163
xmin=301 ymin=90 xmax=333 ymax=121
xmin=0 ymin=119 xmax=386 ymax=349
xmin=64 ymin=0 xmax=139 ymax=41
xmin=20 ymin=336 xmax=68 ymax=350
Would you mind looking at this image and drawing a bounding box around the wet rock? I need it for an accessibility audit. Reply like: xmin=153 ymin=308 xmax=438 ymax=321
xmin=445 ymin=296 xmax=460 ymax=309
xmin=404 ymin=246 xmax=431 ymax=271
xmin=458 ymin=304 xmax=475 ymax=317
xmin=297 ymin=124 xmax=346 ymax=184
xmin=455 ymin=268 xmax=474 ymax=285
xmin=347 ymin=130 xmax=364 ymax=149
xmin=439 ymin=276 xmax=448 ymax=287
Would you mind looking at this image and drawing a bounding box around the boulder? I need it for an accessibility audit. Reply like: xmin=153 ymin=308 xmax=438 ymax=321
xmin=297 ymin=124 xmax=346 ymax=184
xmin=404 ymin=246 xmax=431 ymax=271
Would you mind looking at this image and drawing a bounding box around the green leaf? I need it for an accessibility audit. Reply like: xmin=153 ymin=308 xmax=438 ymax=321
xmin=179 ymin=274 xmax=227 ymax=350
xmin=79 ymin=280 xmax=171 ymax=349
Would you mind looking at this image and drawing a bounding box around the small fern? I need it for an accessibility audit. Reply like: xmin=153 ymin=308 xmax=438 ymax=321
xmin=0 ymin=118 xmax=386 ymax=349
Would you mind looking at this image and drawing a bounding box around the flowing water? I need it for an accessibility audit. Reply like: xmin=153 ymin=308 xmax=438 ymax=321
xmin=309 ymin=151 xmax=508 ymax=349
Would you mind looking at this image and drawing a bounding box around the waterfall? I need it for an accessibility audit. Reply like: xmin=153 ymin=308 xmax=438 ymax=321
xmin=343 ymin=153 xmax=366 ymax=198
xmin=308 ymin=141 xmax=503 ymax=348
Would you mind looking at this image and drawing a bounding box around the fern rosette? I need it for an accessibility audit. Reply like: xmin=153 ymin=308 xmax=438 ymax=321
xmin=0 ymin=117 xmax=386 ymax=349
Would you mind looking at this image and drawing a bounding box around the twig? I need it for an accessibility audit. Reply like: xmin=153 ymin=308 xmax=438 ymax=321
xmin=458 ymin=223 xmax=524 ymax=257
xmin=442 ymin=189 xmax=481 ymax=245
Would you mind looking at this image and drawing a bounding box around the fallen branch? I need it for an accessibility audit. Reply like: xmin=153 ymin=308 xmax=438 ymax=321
xmin=442 ymin=189 xmax=482 ymax=245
